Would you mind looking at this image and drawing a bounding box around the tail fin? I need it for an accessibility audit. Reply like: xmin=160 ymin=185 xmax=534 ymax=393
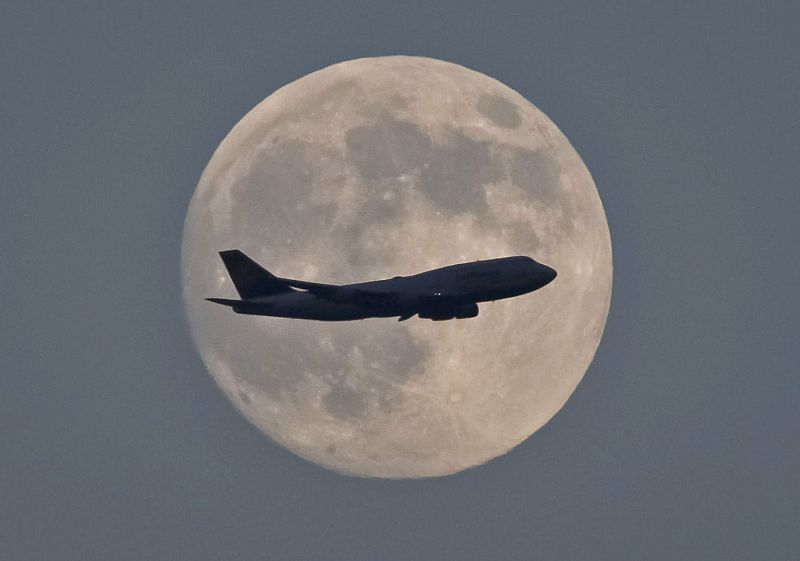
xmin=218 ymin=250 xmax=294 ymax=299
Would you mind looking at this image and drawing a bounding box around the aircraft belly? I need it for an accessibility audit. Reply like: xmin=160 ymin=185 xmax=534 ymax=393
xmin=466 ymin=283 xmax=530 ymax=303
xmin=266 ymin=294 xmax=395 ymax=321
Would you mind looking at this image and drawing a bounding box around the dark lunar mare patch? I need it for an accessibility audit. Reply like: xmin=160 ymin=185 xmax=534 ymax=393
xmin=229 ymin=139 xmax=338 ymax=252
xmin=321 ymin=326 xmax=431 ymax=418
xmin=346 ymin=117 xmax=507 ymax=217
xmin=477 ymin=94 xmax=522 ymax=129
xmin=215 ymin=320 xmax=430 ymax=415
xmin=323 ymin=385 xmax=367 ymax=419
xmin=507 ymin=223 xmax=542 ymax=254
xmin=332 ymin=183 xmax=409 ymax=272
xmin=357 ymin=326 xmax=430 ymax=380
xmin=508 ymin=147 xmax=575 ymax=234
xmin=329 ymin=221 xmax=398 ymax=275
xmin=418 ymin=129 xmax=503 ymax=214
xmin=346 ymin=118 xmax=432 ymax=180
xmin=509 ymin=148 xmax=561 ymax=202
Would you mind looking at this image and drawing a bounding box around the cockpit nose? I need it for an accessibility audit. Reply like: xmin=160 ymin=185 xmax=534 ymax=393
xmin=528 ymin=259 xmax=557 ymax=288
xmin=540 ymin=263 xmax=557 ymax=285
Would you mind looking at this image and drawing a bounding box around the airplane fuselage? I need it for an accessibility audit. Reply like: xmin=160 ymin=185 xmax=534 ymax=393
xmin=211 ymin=254 xmax=557 ymax=322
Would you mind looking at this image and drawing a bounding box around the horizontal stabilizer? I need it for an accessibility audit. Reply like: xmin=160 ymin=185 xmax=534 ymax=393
xmin=206 ymin=297 xmax=240 ymax=307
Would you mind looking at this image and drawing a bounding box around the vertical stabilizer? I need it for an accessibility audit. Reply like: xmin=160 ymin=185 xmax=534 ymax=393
xmin=218 ymin=250 xmax=294 ymax=299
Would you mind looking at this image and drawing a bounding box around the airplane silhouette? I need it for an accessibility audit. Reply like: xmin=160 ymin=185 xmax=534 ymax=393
xmin=207 ymin=250 xmax=556 ymax=321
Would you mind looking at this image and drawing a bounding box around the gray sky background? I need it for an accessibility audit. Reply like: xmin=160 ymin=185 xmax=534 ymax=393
xmin=2 ymin=2 xmax=798 ymax=560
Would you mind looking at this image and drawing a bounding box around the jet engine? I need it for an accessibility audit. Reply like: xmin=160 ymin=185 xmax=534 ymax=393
xmin=418 ymin=302 xmax=479 ymax=321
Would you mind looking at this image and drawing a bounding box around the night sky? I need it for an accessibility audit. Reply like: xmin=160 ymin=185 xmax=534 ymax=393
xmin=3 ymin=2 xmax=798 ymax=560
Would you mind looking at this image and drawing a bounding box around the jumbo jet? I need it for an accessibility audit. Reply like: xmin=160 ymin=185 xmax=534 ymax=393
xmin=207 ymin=250 xmax=557 ymax=321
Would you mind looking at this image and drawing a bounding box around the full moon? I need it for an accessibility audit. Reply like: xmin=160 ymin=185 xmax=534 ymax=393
xmin=182 ymin=56 xmax=612 ymax=478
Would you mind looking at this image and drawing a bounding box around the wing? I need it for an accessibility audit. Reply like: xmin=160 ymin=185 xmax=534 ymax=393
xmin=417 ymin=291 xmax=473 ymax=307
xmin=416 ymin=292 xmax=478 ymax=320
xmin=279 ymin=277 xmax=471 ymax=311
xmin=277 ymin=278 xmax=400 ymax=307
xmin=277 ymin=278 xmax=341 ymax=298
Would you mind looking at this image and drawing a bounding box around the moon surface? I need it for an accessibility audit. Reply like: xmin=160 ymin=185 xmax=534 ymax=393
xmin=182 ymin=56 xmax=612 ymax=478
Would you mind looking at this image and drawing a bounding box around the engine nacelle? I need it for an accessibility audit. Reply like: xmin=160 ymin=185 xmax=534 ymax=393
xmin=418 ymin=302 xmax=479 ymax=321
xmin=454 ymin=303 xmax=479 ymax=318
